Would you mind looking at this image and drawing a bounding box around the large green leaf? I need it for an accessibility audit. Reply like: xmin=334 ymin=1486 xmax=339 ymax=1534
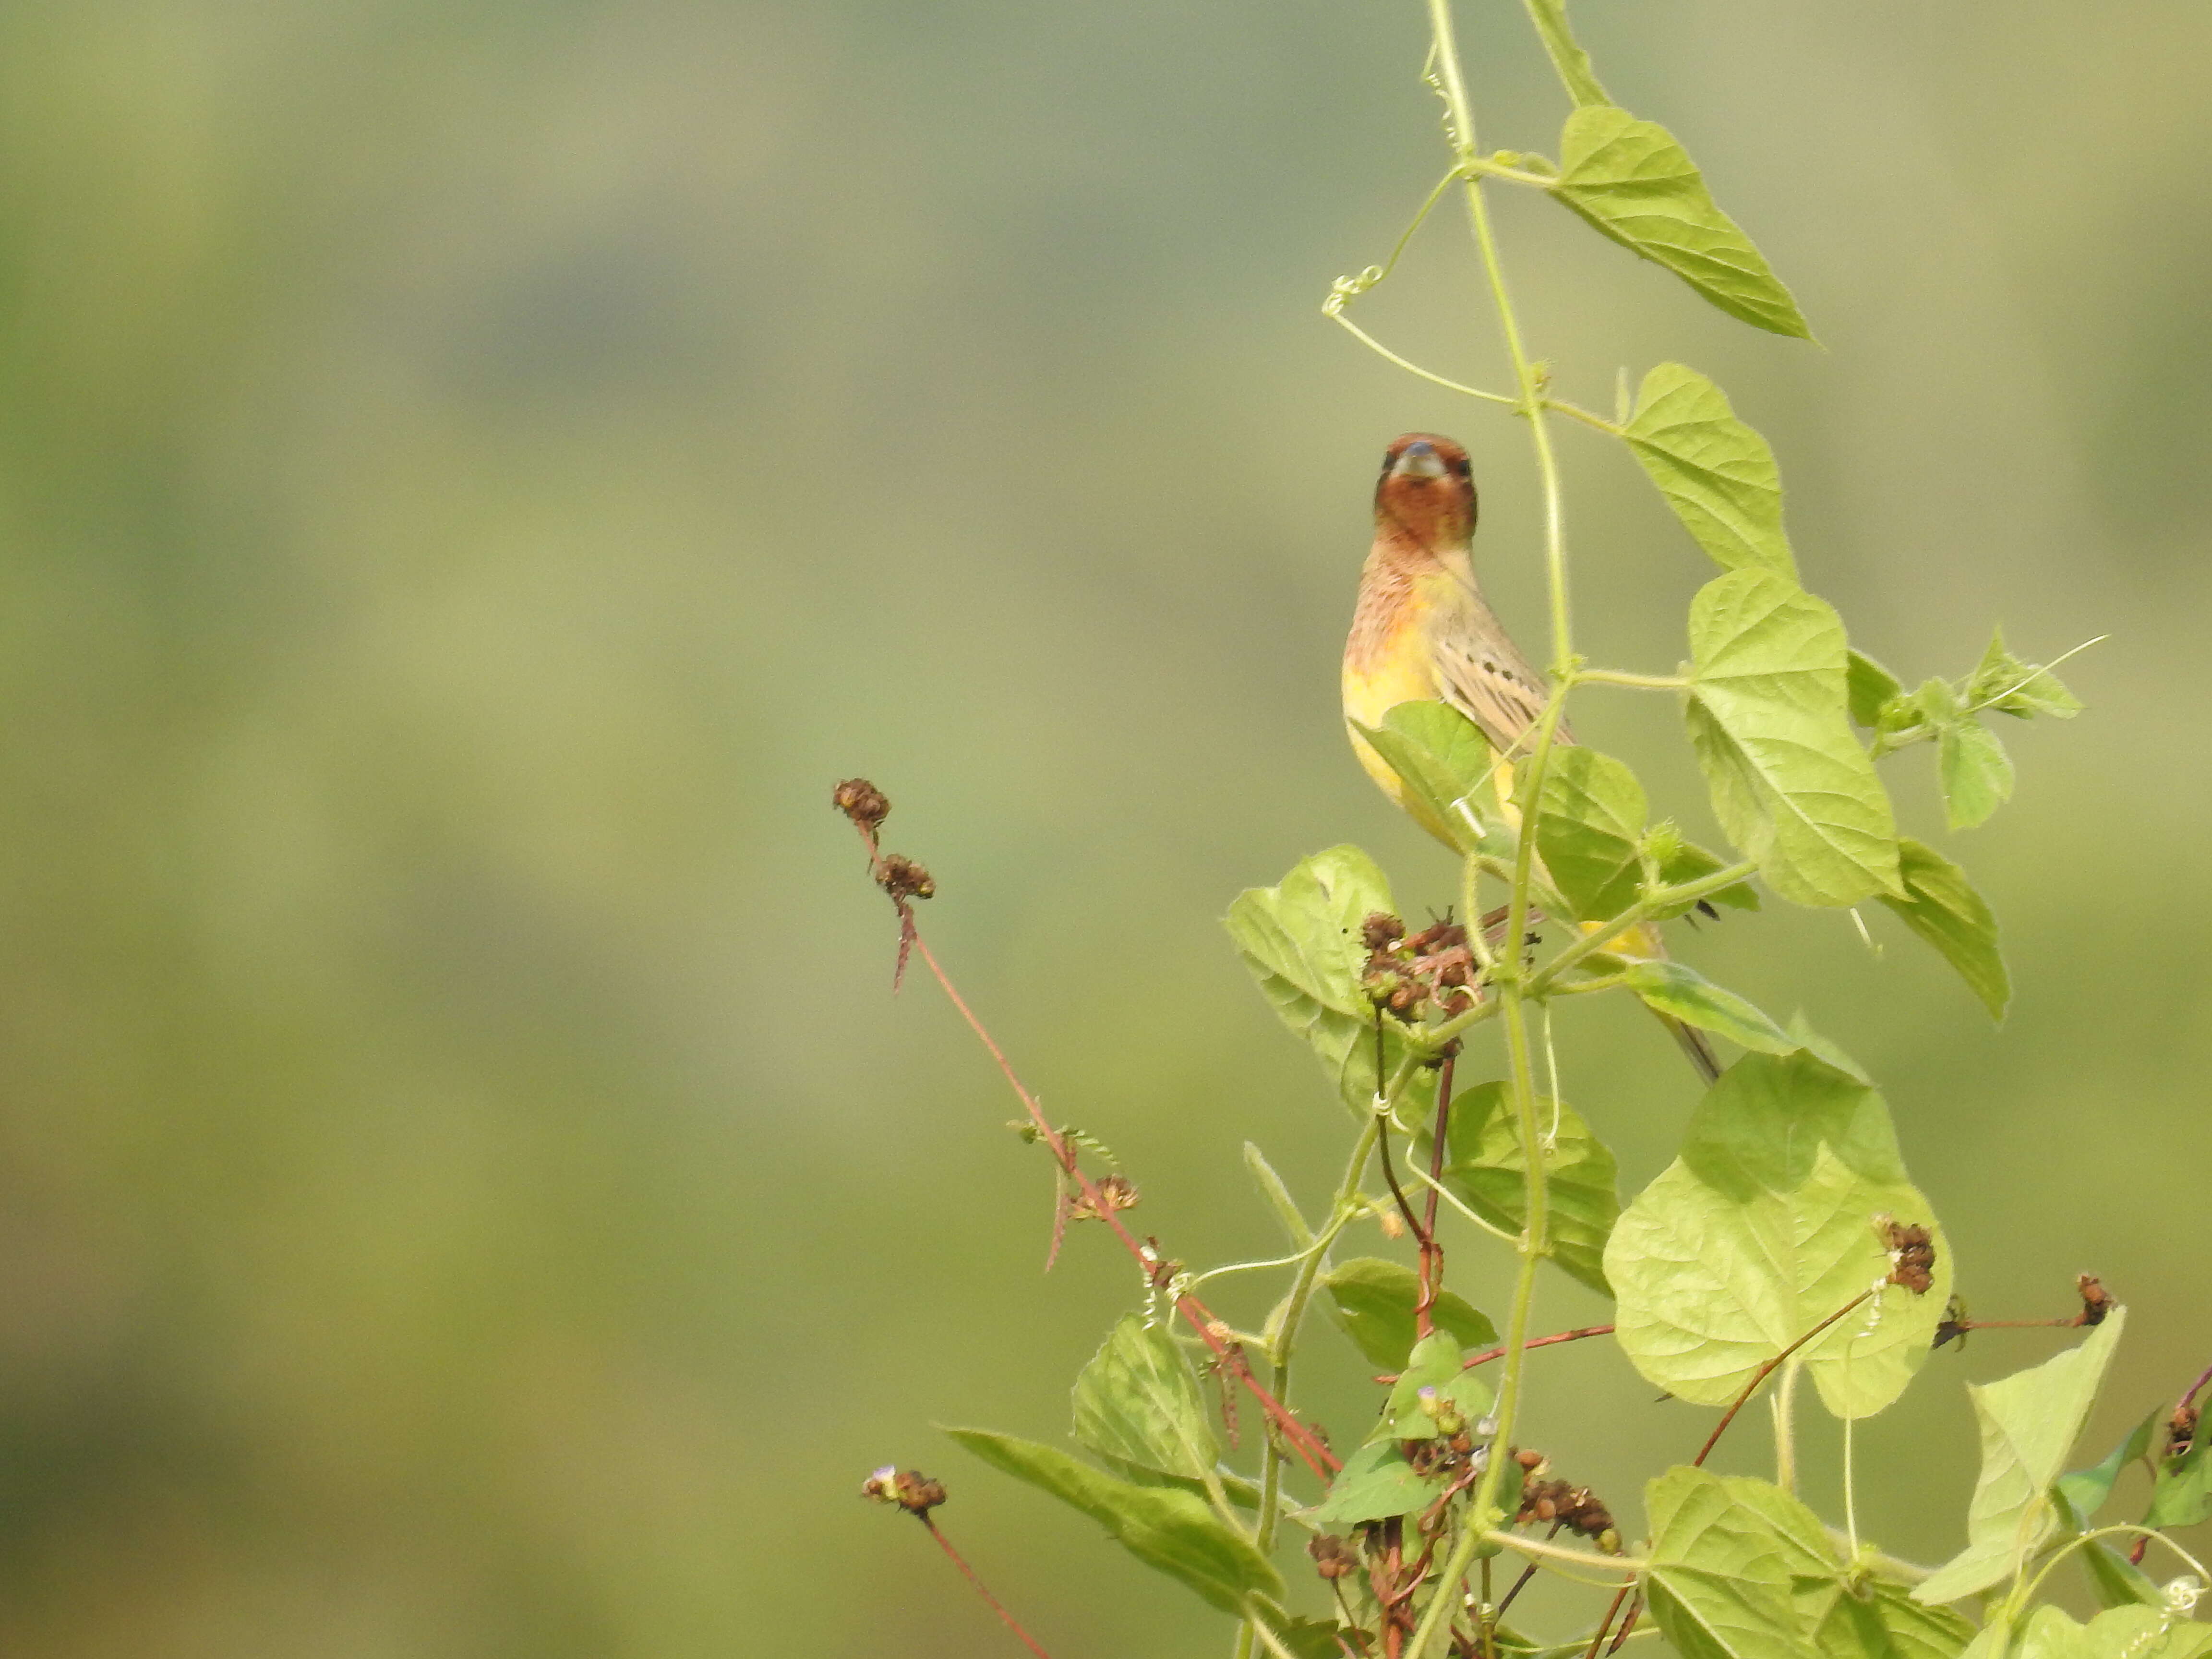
xmin=1071 ymin=1315 xmax=1217 ymax=1481
xmin=1938 ymin=720 xmax=2015 ymax=830
xmin=1876 ymin=839 xmax=2009 ymax=1019
xmin=1522 ymin=0 xmax=1610 ymax=106
xmin=1322 ymin=1257 xmax=1498 ymax=1372
xmin=1686 ymin=569 xmax=1902 ymax=907
xmin=1551 ymin=109 xmax=1812 ymax=338
xmin=946 ymin=1427 xmax=1283 ymax=1614
xmin=1623 ymin=364 xmax=1795 ymax=578
xmin=2012 ymin=1604 xmax=2212 ymax=1659
xmin=1532 ymin=746 xmax=1647 ymax=921
xmin=1416 ymin=1081 xmax=1620 ymax=1295
xmin=1226 ymin=845 xmax=1409 ymax=1114
xmin=1355 ymin=700 xmax=1509 ymax=856
xmin=1607 ymin=1051 xmax=1950 ymax=1418
xmin=1623 ymin=960 xmax=1795 ymax=1057
xmin=1913 ymin=1311 xmax=2128 ymax=1604
xmin=1643 ymin=1467 xmax=1811 ymax=1659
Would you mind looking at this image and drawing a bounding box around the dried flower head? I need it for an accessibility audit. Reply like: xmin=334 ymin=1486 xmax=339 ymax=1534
xmin=875 ymin=854 xmax=936 ymax=903
xmin=833 ymin=778 xmax=890 ymax=830
xmin=2076 ymin=1274 xmax=2114 ymax=1325
xmin=1309 ymin=1533 xmax=1358 ymax=1580
xmin=861 ymin=1466 xmax=947 ymax=1515
xmin=1070 ymin=1173 xmax=1140 ymax=1221
xmin=1878 ymin=1216 xmax=1936 ymax=1296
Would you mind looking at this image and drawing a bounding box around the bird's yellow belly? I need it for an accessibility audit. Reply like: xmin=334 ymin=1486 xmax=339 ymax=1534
xmin=1342 ymin=626 xmax=1458 ymax=842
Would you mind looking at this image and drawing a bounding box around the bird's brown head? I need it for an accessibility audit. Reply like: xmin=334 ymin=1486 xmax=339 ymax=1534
xmin=1373 ymin=433 xmax=1476 ymax=551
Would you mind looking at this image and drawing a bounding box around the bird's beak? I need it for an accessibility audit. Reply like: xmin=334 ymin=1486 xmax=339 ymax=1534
xmin=1390 ymin=442 xmax=1448 ymax=481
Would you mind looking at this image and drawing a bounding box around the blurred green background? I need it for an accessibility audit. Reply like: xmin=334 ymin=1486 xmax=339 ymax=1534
xmin=0 ymin=0 xmax=2206 ymax=1652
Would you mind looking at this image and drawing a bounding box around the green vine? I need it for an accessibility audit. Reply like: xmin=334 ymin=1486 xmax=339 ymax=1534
xmin=841 ymin=7 xmax=2206 ymax=1659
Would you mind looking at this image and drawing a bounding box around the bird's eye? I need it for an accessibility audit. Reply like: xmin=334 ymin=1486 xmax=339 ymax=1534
xmin=1450 ymin=457 xmax=1471 ymax=478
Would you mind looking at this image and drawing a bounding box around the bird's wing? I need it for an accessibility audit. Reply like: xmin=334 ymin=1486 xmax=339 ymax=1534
xmin=1425 ymin=589 xmax=1575 ymax=758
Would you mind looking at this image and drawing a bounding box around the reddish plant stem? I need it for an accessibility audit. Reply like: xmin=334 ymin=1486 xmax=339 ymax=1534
xmin=1414 ymin=1047 xmax=1458 ymax=1339
xmin=1607 ymin=1592 xmax=1643 ymax=1653
xmin=1582 ymin=1583 xmax=1633 ymax=1659
xmin=1953 ymin=1317 xmax=2089 ymax=1331
xmin=1457 ymin=1323 xmax=1615 ymax=1373
xmin=920 ymin=1515 xmax=1055 ymax=1659
xmin=851 ymin=821 xmax=1340 ymax=1478
xmin=2179 ymin=1360 xmax=2212 ymax=1412
xmin=1691 ymin=1290 xmax=1873 ymax=1469
xmin=1376 ymin=1321 xmax=1616 ymax=1385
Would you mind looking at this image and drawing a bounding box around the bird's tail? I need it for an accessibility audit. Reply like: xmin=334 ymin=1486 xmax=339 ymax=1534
xmin=1579 ymin=919 xmax=1724 ymax=1086
xmin=1653 ymin=1011 xmax=1722 ymax=1086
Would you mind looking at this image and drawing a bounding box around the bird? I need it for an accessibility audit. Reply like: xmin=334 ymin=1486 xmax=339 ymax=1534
xmin=1342 ymin=432 xmax=1721 ymax=1084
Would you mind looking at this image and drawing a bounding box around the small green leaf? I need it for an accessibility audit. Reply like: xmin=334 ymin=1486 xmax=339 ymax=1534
xmin=946 ymin=1427 xmax=1285 ymax=1613
xmin=1643 ymin=1467 xmax=1811 ymax=1659
xmin=1623 ymin=363 xmax=1795 ymax=577
xmin=1322 ymin=1257 xmax=1498 ymax=1372
xmin=1687 ymin=569 xmax=1903 ymax=907
xmin=1551 ymin=109 xmax=1812 ymax=339
xmin=1309 ymin=1438 xmax=1436 ymax=1526
xmin=1968 ymin=628 xmax=2085 ymax=721
xmin=1876 ymin=838 xmax=2010 ymax=1019
xmin=1608 ymin=1051 xmax=1950 ymax=1418
xmin=1372 ymin=1331 xmax=1495 ymax=1444
xmin=2079 ymin=1540 xmax=2163 ymax=1611
xmin=1417 ymin=1081 xmax=1620 ymax=1295
xmin=1913 ymin=676 xmax=1961 ymax=726
xmin=1532 ymin=747 xmax=1647 ymax=920
xmin=1226 ymin=845 xmax=1408 ymax=1114
xmin=1912 ymin=1310 xmax=2128 ymax=1604
xmin=1244 ymin=1142 xmax=1315 ymax=1250
xmin=1847 ymin=650 xmax=1905 ymax=729
xmin=1939 ymin=721 xmax=2015 ymax=830
xmin=2056 ymin=1408 xmax=2157 ymax=1530
xmin=1652 ymin=833 xmax=1762 ymax=916
xmin=1355 ymin=701 xmax=1509 ymax=856
xmin=1071 ymin=1315 xmax=1217 ymax=1481
xmin=1274 ymin=1619 xmax=1356 ymax=1659
xmin=1523 ymin=0 xmax=1611 ymax=106
xmin=1623 ymin=960 xmax=1796 ymax=1057
xmin=2148 ymin=1431 xmax=2212 ymax=1528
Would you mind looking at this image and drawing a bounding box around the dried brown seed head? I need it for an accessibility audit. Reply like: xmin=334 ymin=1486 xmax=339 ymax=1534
xmin=2076 ymin=1274 xmax=2114 ymax=1325
xmin=1070 ymin=1173 xmax=1140 ymax=1220
xmin=2168 ymin=1403 xmax=2201 ymax=1462
xmin=1878 ymin=1217 xmax=1936 ymax=1296
xmin=875 ymin=854 xmax=936 ymax=902
xmin=860 ymin=1466 xmax=947 ymax=1515
xmin=1309 ymin=1533 xmax=1358 ymax=1580
xmin=1361 ymin=912 xmax=1407 ymax=951
xmin=833 ymin=778 xmax=890 ymax=830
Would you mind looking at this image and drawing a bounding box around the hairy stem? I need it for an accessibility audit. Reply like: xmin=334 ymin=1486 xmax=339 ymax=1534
xmin=1404 ymin=4 xmax=1572 ymax=1648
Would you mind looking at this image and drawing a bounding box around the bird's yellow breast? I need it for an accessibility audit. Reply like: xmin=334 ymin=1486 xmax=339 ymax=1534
xmin=1342 ymin=584 xmax=1455 ymax=841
